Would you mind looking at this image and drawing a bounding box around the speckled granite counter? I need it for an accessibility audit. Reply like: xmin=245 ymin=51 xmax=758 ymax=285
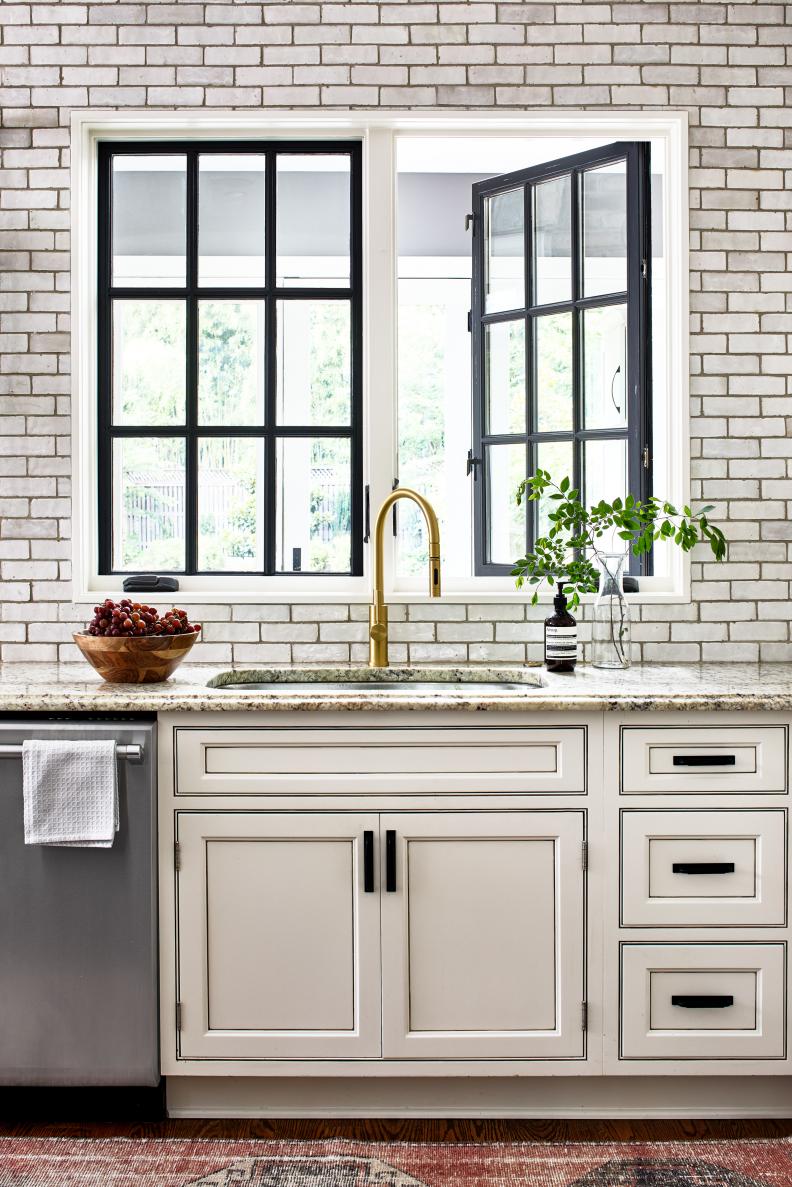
xmin=0 ymin=661 xmax=785 ymax=713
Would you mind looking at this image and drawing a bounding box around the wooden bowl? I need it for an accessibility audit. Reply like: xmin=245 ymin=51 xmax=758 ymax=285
xmin=73 ymin=630 xmax=198 ymax=683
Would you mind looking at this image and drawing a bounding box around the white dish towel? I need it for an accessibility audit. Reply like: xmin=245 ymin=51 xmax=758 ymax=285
xmin=22 ymin=739 xmax=119 ymax=847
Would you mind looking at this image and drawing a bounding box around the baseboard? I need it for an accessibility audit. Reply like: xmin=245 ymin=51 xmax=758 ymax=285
xmin=166 ymin=1076 xmax=792 ymax=1119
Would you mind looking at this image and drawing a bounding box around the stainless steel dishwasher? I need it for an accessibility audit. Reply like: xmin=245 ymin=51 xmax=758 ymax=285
xmin=0 ymin=717 xmax=159 ymax=1086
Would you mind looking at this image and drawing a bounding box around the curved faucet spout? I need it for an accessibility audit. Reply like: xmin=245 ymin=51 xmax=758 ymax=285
xmin=369 ymin=487 xmax=442 ymax=668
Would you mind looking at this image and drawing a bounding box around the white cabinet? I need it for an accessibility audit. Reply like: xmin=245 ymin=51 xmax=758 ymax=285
xmin=620 ymin=943 xmax=786 ymax=1061
xmin=620 ymin=808 xmax=787 ymax=928
xmin=159 ymin=707 xmax=792 ymax=1104
xmin=174 ymin=807 xmax=586 ymax=1064
xmin=175 ymin=812 xmax=381 ymax=1059
xmin=380 ymin=812 xmax=586 ymax=1059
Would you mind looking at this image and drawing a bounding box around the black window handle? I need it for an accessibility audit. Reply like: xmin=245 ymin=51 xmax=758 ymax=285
xmin=673 ymin=754 xmax=736 ymax=767
xmin=363 ymin=830 xmax=374 ymax=893
xmin=672 ymin=995 xmax=734 ymax=1009
xmin=385 ymin=829 xmax=397 ymax=892
xmin=672 ymin=862 xmax=735 ymax=875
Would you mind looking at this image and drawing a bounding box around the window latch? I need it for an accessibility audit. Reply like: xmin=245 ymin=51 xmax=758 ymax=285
xmin=641 ymin=258 xmax=648 ymax=280
xmin=363 ymin=483 xmax=371 ymax=543
xmin=642 ymin=444 xmax=650 ymax=470
xmin=466 ymin=450 xmax=481 ymax=481
xmin=392 ymin=477 xmax=399 ymax=536
xmin=464 ymin=212 xmax=475 ymax=234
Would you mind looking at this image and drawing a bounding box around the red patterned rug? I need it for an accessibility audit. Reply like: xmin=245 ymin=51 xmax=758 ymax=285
xmin=0 ymin=1138 xmax=791 ymax=1186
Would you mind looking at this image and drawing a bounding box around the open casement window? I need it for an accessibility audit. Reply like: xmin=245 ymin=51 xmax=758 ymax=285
xmin=470 ymin=142 xmax=652 ymax=577
xmin=97 ymin=141 xmax=363 ymax=579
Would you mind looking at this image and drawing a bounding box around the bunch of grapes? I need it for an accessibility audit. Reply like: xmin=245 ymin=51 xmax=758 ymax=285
xmin=86 ymin=599 xmax=201 ymax=639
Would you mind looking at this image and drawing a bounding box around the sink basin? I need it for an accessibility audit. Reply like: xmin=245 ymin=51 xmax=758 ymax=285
xmin=212 ymin=681 xmax=533 ymax=695
xmin=206 ymin=666 xmax=544 ymax=693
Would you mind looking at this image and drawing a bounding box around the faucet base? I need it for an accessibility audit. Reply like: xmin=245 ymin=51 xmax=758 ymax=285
xmin=369 ymin=604 xmax=389 ymax=668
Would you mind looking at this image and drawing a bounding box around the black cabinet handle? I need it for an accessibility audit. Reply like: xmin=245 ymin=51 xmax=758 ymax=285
xmin=385 ymin=829 xmax=397 ymax=892
xmin=363 ymin=831 xmax=374 ymax=893
xmin=672 ymin=862 xmax=735 ymax=875
xmin=672 ymin=994 xmax=734 ymax=1009
xmin=673 ymin=754 xmax=736 ymax=767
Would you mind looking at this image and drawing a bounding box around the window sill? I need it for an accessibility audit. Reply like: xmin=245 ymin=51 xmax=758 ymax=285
xmin=76 ymin=578 xmax=690 ymax=606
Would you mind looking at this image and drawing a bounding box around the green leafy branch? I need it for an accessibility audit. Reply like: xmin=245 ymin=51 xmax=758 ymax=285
xmin=512 ymin=471 xmax=727 ymax=609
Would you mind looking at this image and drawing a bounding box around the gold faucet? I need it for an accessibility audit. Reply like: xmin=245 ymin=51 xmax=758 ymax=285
xmin=369 ymin=488 xmax=441 ymax=668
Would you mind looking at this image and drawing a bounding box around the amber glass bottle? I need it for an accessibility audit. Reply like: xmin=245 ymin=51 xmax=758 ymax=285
xmin=544 ymin=582 xmax=577 ymax=672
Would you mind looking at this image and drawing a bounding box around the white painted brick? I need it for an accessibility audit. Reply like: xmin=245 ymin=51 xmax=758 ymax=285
xmin=0 ymin=4 xmax=789 ymax=662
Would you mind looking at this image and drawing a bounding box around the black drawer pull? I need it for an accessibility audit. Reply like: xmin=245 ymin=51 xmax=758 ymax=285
xmin=363 ymin=830 xmax=374 ymax=893
xmin=672 ymin=754 xmax=736 ymax=767
xmin=672 ymin=862 xmax=735 ymax=875
xmin=672 ymin=994 xmax=734 ymax=1009
xmin=385 ymin=829 xmax=397 ymax=893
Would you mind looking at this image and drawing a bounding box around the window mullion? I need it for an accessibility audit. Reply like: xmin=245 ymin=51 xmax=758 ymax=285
xmin=571 ymin=166 xmax=583 ymax=509
xmin=264 ymin=146 xmax=277 ymax=576
xmin=524 ymin=181 xmax=534 ymax=555
xmin=185 ymin=148 xmax=199 ymax=575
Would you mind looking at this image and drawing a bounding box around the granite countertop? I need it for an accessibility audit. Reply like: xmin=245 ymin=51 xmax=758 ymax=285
xmin=0 ymin=661 xmax=784 ymax=713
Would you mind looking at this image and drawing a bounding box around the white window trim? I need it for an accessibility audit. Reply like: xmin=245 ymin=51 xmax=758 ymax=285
xmin=71 ymin=109 xmax=689 ymax=606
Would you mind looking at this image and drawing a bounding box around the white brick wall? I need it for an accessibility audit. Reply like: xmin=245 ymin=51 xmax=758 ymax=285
xmin=1 ymin=0 xmax=791 ymax=665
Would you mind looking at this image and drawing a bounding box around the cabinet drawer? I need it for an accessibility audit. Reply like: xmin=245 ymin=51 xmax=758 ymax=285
xmin=174 ymin=725 xmax=586 ymax=796
xmin=620 ymin=726 xmax=787 ymax=795
xmin=620 ymin=943 xmax=786 ymax=1061
xmin=621 ymin=809 xmax=787 ymax=927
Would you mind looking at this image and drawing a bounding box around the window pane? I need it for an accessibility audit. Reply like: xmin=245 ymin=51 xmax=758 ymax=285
xmin=533 ymin=174 xmax=571 ymax=306
xmin=111 ymin=155 xmax=186 ymax=287
xmin=535 ymin=312 xmax=573 ymax=433
xmin=536 ymin=439 xmax=574 ymax=538
xmin=113 ymin=437 xmax=185 ymax=571
xmin=583 ymin=161 xmax=627 ymax=298
xmin=484 ymin=442 xmax=526 ymax=566
xmin=276 ymin=437 xmax=351 ymax=573
xmin=584 ymin=304 xmax=628 ymax=430
xmin=198 ymin=301 xmax=265 ymax=427
xmin=112 ymin=299 xmax=185 ymax=426
xmin=484 ymin=188 xmax=524 ymax=314
xmin=198 ymin=437 xmax=264 ymax=572
xmin=485 ymin=319 xmax=525 ymax=435
xmin=276 ymin=300 xmax=351 ymax=427
xmin=198 ymin=154 xmax=266 ymax=287
xmin=585 ymin=437 xmax=627 ymax=511
xmin=276 ymin=155 xmax=351 ymax=288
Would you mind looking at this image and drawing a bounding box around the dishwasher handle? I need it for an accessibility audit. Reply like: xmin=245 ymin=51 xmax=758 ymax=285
xmin=0 ymin=743 xmax=144 ymax=764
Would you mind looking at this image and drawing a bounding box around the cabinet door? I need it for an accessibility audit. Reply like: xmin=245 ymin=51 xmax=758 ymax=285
xmin=380 ymin=811 xmax=585 ymax=1059
xmin=176 ymin=812 xmax=381 ymax=1060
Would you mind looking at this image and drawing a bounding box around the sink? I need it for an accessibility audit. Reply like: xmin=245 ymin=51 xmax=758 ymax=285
xmin=206 ymin=666 xmax=544 ymax=693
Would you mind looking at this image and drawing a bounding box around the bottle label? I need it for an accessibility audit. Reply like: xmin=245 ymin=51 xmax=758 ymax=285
xmin=545 ymin=625 xmax=577 ymax=661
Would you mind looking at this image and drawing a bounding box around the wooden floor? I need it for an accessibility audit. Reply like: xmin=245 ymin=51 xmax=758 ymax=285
xmin=2 ymin=1119 xmax=792 ymax=1141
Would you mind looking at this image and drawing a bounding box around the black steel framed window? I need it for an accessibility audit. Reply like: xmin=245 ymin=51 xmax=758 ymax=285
xmin=97 ymin=140 xmax=363 ymax=578
xmin=470 ymin=141 xmax=652 ymax=576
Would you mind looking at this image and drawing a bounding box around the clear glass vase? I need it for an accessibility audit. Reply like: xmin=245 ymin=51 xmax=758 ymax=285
xmin=591 ymin=551 xmax=632 ymax=669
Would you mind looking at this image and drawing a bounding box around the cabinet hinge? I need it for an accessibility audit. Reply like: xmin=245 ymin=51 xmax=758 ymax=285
xmin=174 ymin=841 xmax=181 ymax=871
xmin=581 ymin=840 xmax=588 ymax=871
xmin=176 ymin=1002 xmax=182 ymax=1031
xmin=582 ymin=1001 xmax=588 ymax=1032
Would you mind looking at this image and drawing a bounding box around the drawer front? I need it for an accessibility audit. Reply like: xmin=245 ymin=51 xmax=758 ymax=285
xmin=174 ymin=725 xmax=587 ymax=796
xmin=621 ymin=726 xmax=788 ymax=795
xmin=621 ymin=809 xmax=787 ymax=927
xmin=620 ymin=943 xmax=786 ymax=1060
